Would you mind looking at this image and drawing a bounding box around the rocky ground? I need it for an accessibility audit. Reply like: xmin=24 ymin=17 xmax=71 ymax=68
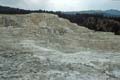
xmin=0 ymin=13 xmax=120 ymax=80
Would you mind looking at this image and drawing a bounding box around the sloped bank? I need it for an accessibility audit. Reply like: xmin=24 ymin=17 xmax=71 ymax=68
xmin=0 ymin=13 xmax=120 ymax=80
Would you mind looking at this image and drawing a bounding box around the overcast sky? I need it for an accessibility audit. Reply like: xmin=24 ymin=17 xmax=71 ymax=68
xmin=0 ymin=0 xmax=120 ymax=11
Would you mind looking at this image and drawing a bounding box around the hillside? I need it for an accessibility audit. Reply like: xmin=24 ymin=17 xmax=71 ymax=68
xmin=64 ymin=9 xmax=120 ymax=17
xmin=0 ymin=13 xmax=120 ymax=80
xmin=0 ymin=5 xmax=120 ymax=35
xmin=57 ymin=13 xmax=120 ymax=35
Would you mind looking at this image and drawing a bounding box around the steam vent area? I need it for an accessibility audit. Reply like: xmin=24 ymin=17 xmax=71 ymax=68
xmin=0 ymin=13 xmax=120 ymax=80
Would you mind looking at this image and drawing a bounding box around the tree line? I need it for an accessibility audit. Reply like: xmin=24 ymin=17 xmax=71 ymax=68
xmin=56 ymin=12 xmax=120 ymax=35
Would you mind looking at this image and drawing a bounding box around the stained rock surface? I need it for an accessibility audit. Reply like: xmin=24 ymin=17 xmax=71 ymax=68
xmin=0 ymin=13 xmax=120 ymax=80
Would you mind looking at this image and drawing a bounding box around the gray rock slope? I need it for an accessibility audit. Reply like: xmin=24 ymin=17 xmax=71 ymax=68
xmin=0 ymin=13 xmax=120 ymax=80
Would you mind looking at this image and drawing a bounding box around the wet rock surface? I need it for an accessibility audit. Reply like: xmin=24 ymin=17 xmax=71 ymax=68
xmin=0 ymin=13 xmax=120 ymax=80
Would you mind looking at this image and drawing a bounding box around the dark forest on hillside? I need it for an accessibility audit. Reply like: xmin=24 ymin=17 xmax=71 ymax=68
xmin=56 ymin=13 xmax=120 ymax=35
xmin=0 ymin=5 xmax=120 ymax=35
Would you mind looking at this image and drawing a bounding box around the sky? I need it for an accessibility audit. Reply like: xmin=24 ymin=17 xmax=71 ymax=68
xmin=0 ymin=0 xmax=120 ymax=11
